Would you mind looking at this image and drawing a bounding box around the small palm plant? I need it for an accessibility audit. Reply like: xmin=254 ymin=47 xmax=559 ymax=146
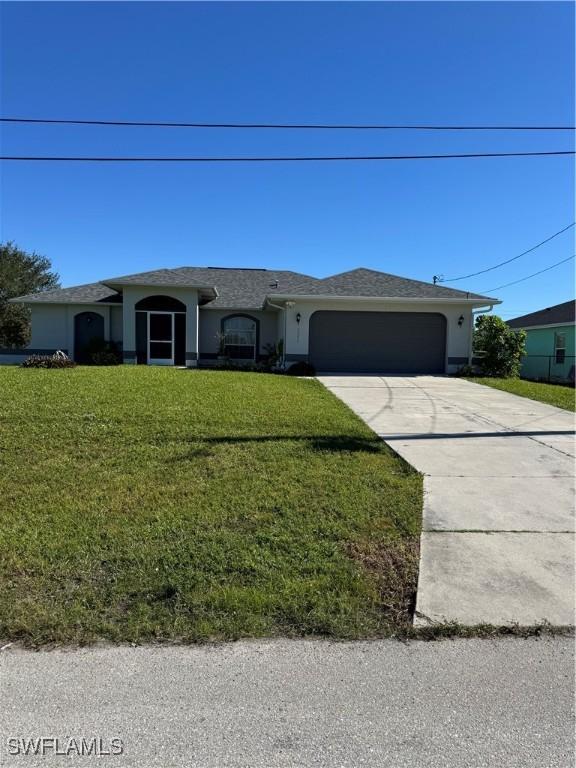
xmin=215 ymin=331 xmax=228 ymax=360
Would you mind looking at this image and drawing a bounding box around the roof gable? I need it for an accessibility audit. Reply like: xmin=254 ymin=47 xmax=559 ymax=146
xmin=173 ymin=267 xmax=319 ymax=308
xmin=280 ymin=267 xmax=496 ymax=302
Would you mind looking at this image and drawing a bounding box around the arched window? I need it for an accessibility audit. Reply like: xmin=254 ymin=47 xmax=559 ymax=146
xmin=221 ymin=315 xmax=258 ymax=360
xmin=135 ymin=295 xmax=186 ymax=312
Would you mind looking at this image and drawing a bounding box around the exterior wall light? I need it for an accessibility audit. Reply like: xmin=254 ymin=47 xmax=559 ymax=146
xmin=296 ymin=312 xmax=301 ymax=324
xmin=458 ymin=315 xmax=464 ymax=327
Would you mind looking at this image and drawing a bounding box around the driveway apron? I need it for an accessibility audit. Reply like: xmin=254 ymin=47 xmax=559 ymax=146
xmin=317 ymin=375 xmax=575 ymax=626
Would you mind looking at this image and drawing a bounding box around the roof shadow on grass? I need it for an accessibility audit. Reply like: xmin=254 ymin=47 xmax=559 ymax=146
xmin=167 ymin=434 xmax=386 ymax=461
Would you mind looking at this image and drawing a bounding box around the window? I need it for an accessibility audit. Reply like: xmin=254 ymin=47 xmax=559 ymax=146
xmin=222 ymin=315 xmax=257 ymax=360
xmin=555 ymin=333 xmax=566 ymax=364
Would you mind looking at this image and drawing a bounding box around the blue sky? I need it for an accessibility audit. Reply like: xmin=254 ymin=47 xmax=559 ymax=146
xmin=1 ymin=1 xmax=574 ymax=317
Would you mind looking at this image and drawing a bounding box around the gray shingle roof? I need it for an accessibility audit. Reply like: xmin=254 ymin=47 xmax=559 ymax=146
xmin=102 ymin=268 xmax=215 ymax=288
xmin=173 ymin=267 xmax=319 ymax=308
xmin=280 ymin=268 xmax=497 ymax=302
xmin=10 ymin=281 xmax=121 ymax=304
xmin=10 ymin=265 xmax=497 ymax=307
xmin=507 ymin=300 xmax=575 ymax=329
xmin=10 ymin=267 xmax=319 ymax=309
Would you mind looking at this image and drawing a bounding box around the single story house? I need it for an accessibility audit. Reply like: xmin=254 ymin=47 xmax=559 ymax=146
xmin=508 ymin=299 xmax=575 ymax=383
xmin=6 ymin=266 xmax=498 ymax=374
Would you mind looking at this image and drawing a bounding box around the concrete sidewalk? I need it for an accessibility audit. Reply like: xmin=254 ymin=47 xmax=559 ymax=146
xmin=1 ymin=638 xmax=574 ymax=768
xmin=318 ymin=376 xmax=575 ymax=626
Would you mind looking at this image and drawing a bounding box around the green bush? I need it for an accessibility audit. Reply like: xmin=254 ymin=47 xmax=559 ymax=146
xmin=454 ymin=363 xmax=475 ymax=377
xmin=84 ymin=338 xmax=122 ymax=365
xmin=473 ymin=315 xmax=526 ymax=378
xmin=262 ymin=340 xmax=284 ymax=369
xmin=212 ymin=359 xmax=269 ymax=373
xmin=91 ymin=346 xmax=122 ymax=366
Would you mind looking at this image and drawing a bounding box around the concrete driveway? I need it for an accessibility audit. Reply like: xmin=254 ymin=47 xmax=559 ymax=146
xmin=318 ymin=376 xmax=575 ymax=626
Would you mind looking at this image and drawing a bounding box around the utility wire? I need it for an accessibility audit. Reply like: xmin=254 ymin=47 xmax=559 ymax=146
xmin=439 ymin=222 xmax=576 ymax=282
xmin=481 ymin=255 xmax=575 ymax=293
xmin=1 ymin=151 xmax=574 ymax=163
xmin=1 ymin=117 xmax=575 ymax=130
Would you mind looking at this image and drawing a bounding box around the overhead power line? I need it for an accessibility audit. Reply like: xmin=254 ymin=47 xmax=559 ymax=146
xmin=1 ymin=117 xmax=575 ymax=130
xmin=481 ymin=255 xmax=575 ymax=293
xmin=439 ymin=222 xmax=576 ymax=282
xmin=1 ymin=150 xmax=574 ymax=163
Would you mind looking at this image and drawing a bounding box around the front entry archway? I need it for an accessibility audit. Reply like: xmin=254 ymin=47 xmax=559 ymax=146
xmin=135 ymin=295 xmax=186 ymax=366
xmin=74 ymin=312 xmax=105 ymax=363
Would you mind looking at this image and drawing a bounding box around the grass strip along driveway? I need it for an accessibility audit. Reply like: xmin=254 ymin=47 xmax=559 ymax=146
xmin=0 ymin=367 xmax=421 ymax=645
xmin=466 ymin=377 xmax=575 ymax=412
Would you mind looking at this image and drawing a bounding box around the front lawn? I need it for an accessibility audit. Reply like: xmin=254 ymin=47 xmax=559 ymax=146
xmin=466 ymin=377 xmax=575 ymax=412
xmin=0 ymin=367 xmax=421 ymax=645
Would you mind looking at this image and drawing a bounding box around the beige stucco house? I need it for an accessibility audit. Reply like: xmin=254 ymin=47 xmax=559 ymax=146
xmin=7 ymin=266 xmax=499 ymax=373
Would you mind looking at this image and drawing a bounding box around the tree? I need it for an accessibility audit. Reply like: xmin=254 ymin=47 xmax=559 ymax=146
xmin=0 ymin=242 xmax=60 ymax=347
xmin=473 ymin=314 xmax=526 ymax=378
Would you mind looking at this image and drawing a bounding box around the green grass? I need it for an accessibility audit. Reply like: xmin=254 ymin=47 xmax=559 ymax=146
xmin=0 ymin=367 xmax=422 ymax=645
xmin=466 ymin=377 xmax=576 ymax=412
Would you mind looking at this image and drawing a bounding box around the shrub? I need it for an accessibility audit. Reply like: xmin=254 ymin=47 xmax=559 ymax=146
xmin=91 ymin=349 xmax=121 ymax=365
xmin=286 ymin=360 xmax=316 ymax=376
xmin=215 ymin=331 xmax=227 ymax=357
xmin=473 ymin=315 xmax=526 ymax=378
xmin=212 ymin=359 xmax=269 ymax=373
xmin=454 ymin=363 xmax=475 ymax=377
xmin=84 ymin=338 xmax=122 ymax=365
xmin=21 ymin=351 xmax=76 ymax=369
xmin=208 ymin=355 xmax=315 ymax=377
xmin=91 ymin=344 xmax=121 ymax=366
xmin=262 ymin=340 xmax=284 ymax=369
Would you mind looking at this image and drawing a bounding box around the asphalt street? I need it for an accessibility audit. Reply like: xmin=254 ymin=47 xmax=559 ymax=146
xmin=1 ymin=636 xmax=574 ymax=768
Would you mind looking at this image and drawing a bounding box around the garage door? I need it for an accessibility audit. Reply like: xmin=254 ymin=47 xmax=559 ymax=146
xmin=309 ymin=311 xmax=447 ymax=373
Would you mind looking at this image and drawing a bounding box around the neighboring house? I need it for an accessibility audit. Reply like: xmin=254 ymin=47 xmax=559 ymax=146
xmin=6 ymin=266 xmax=498 ymax=374
xmin=508 ymin=300 xmax=576 ymax=383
